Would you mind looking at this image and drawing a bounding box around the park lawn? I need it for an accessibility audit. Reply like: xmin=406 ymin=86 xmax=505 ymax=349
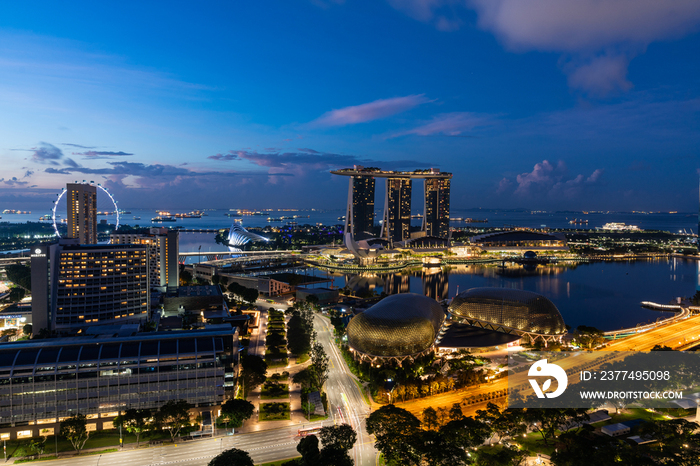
xmin=267 ymin=322 xmax=285 ymax=329
xmin=515 ymin=431 xmax=556 ymax=457
xmin=296 ymin=353 xmax=309 ymax=364
xmin=260 ymin=402 xmax=291 ymax=421
xmin=265 ymin=358 xmax=289 ymax=368
xmin=303 ymin=413 xmax=327 ymax=422
xmin=595 ymin=408 xmax=667 ymax=426
xmin=265 ymin=348 xmax=287 ymax=357
xmin=257 ymin=457 xmax=301 ymax=465
xmin=262 ymin=383 xmax=290 ymax=399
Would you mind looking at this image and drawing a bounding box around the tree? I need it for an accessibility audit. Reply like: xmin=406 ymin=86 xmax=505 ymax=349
xmin=208 ymin=447 xmax=254 ymax=466
xmin=418 ymin=430 xmax=468 ymax=466
xmin=211 ymin=274 xmax=221 ymax=285
xmin=440 ymin=417 xmax=490 ymax=451
xmin=241 ymin=354 xmax=267 ymax=396
xmin=309 ymin=342 xmax=329 ymax=391
xmin=297 ymin=435 xmax=321 ymax=465
xmin=448 ymin=403 xmax=464 ymax=422
xmin=60 ymin=414 xmax=90 ymax=454
xmin=318 ymin=424 xmax=356 ymax=451
xmin=114 ymin=408 xmax=151 ymax=445
xmin=22 ymin=323 xmax=32 ymax=336
xmin=6 ymin=264 xmax=31 ymax=291
xmin=473 ymin=445 xmax=527 ymax=466
xmin=28 ymin=437 xmax=47 ymax=458
xmin=292 ymin=368 xmax=314 ymax=389
xmin=523 ymin=408 xmax=588 ymax=447
xmin=180 ymin=270 xmax=193 ymax=286
xmin=423 ymin=407 xmax=439 ymax=430
xmin=366 ymin=405 xmax=422 ymax=466
xmin=155 ymin=400 xmax=192 ymax=441
xmin=219 ymin=399 xmax=255 ymax=429
xmin=572 ymin=326 xmax=605 ymax=349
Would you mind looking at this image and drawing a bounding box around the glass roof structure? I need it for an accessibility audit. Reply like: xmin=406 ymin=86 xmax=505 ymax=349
xmin=347 ymin=293 xmax=445 ymax=358
xmin=448 ymin=287 xmax=566 ymax=336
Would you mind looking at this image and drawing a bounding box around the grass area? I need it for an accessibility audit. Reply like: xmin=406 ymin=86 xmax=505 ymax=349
xmin=296 ymin=353 xmax=309 ymax=364
xmin=352 ymin=377 xmax=370 ymax=405
xmin=6 ymin=431 xmax=172 ymax=458
xmin=265 ymin=358 xmax=289 ymax=368
xmin=303 ymin=413 xmax=328 ymax=422
xmin=265 ymin=347 xmax=287 ymax=356
xmin=15 ymin=449 xmax=118 ymax=464
xmin=262 ymin=382 xmax=290 ymax=399
xmin=267 ymin=322 xmax=285 ymax=329
xmin=260 ymin=402 xmax=291 ymax=421
xmin=595 ymin=408 xmax=667 ymax=425
xmin=515 ymin=431 xmax=556 ymax=457
xmin=257 ymin=457 xmax=301 ymax=466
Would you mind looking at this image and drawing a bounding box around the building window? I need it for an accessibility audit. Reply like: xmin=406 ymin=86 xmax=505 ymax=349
xmin=17 ymin=430 xmax=33 ymax=439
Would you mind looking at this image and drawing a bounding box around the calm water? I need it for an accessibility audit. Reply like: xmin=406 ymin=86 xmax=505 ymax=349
xmin=311 ymin=258 xmax=699 ymax=332
xmin=4 ymin=208 xmax=697 ymax=233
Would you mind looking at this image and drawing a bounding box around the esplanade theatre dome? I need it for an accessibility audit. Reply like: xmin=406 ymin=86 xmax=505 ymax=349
xmin=347 ymin=293 xmax=445 ymax=359
xmin=449 ymin=288 xmax=566 ymax=337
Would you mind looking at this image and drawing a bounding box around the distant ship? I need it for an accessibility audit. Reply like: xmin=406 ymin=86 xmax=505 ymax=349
xmin=569 ymin=219 xmax=589 ymax=225
xmin=152 ymin=216 xmax=176 ymax=222
xmin=39 ymin=214 xmax=52 ymax=221
xmin=597 ymin=222 xmax=641 ymax=231
xmin=133 ymin=216 xmax=141 ymax=220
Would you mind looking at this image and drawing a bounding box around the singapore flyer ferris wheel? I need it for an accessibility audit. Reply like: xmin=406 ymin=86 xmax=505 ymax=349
xmin=51 ymin=183 xmax=121 ymax=238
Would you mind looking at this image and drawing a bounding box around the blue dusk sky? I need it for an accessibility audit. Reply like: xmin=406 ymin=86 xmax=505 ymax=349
xmin=0 ymin=1 xmax=699 ymax=212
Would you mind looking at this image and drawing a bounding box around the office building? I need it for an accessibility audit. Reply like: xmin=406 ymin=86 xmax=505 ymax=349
xmin=424 ymin=176 xmax=450 ymax=238
xmin=111 ymin=227 xmax=179 ymax=291
xmin=31 ymin=240 xmax=150 ymax=332
xmin=0 ymin=328 xmax=240 ymax=440
xmin=383 ymin=177 xmax=412 ymax=242
xmin=66 ymin=183 xmax=97 ymax=244
xmin=351 ymin=176 xmax=375 ymax=239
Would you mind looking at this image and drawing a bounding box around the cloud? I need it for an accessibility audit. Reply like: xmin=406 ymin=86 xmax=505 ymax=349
xmin=387 ymin=0 xmax=464 ymax=31
xmin=500 ymin=160 xmax=604 ymax=199
xmin=44 ymin=161 xmax=280 ymax=178
xmin=31 ymin=142 xmax=64 ymax=164
xmin=388 ymin=112 xmax=492 ymax=138
xmin=23 ymin=170 xmax=34 ymax=178
xmin=73 ymin=150 xmax=134 ymax=157
xmin=62 ymin=143 xmax=96 ymax=149
xmin=208 ymin=148 xmax=429 ymax=174
xmin=309 ymin=94 xmax=431 ymax=127
xmin=1 ymin=177 xmax=28 ymax=186
xmin=390 ymin=0 xmax=700 ymax=96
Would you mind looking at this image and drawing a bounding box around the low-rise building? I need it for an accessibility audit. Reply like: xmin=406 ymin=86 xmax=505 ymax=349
xmin=0 ymin=327 xmax=239 ymax=440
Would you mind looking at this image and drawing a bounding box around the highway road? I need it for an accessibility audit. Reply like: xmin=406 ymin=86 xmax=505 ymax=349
xmin=313 ymin=315 xmax=377 ymax=466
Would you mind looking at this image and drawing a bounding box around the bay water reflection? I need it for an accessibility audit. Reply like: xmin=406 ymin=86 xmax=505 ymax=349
xmin=317 ymin=258 xmax=698 ymax=332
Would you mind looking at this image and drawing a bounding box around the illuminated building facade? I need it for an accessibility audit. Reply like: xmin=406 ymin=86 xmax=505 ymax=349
xmin=351 ymin=176 xmax=375 ymax=239
xmin=111 ymin=227 xmax=179 ymax=292
xmin=66 ymin=183 xmax=97 ymax=244
xmin=424 ymin=177 xmax=450 ymax=238
xmin=383 ymin=177 xmax=412 ymax=242
xmin=0 ymin=328 xmax=240 ymax=440
xmin=31 ymin=240 xmax=150 ymax=332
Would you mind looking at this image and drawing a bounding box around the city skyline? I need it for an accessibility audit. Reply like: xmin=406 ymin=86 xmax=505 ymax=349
xmin=0 ymin=2 xmax=699 ymax=212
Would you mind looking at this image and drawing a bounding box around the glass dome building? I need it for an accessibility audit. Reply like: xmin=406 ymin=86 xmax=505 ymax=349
xmin=347 ymin=293 xmax=445 ymax=363
xmin=448 ymin=287 xmax=566 ymax=344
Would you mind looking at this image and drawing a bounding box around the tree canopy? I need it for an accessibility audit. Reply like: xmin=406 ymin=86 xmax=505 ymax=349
xmin=208 ymin=447 xmax=254 ymax=466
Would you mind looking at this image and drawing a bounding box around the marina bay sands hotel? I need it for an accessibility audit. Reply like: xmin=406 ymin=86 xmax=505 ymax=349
xmin=331 ymin=166 xmax=452 ymax=244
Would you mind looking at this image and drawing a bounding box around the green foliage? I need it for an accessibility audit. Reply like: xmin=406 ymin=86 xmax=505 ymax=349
xmin=259 ymin=402 xmax=290 ymax=421
xmin=22 ymin=323 xmax=32 ymax=335
xmin=154 ymin=400 xmax=192 ymax=441
xmin=366 ymin=405 xmax=422 ymax=466
xmin=208 ymin=447 xmax=254 ymax=466
xmin=219 ymin=398 xmax=255 ymax=428
xmin=227 ymin=282 xmax=259 ymax=303
xmin=422 ymin=407 xmax=439 ymax=430
xmin=180 ymin=269 xmax=193 ymax=286
xmin=114 ymin=408 xmax=151 ymax=445
xmin=241 ymin=354 xmax=267 ymax=396
xmin=310 ymin=342 xmax=329 ymax=391
xmin=6 ymin=264 xmax=31 ymax=291
xmin=318 ymin=424 xmax=357 ymax=452
xmin=60 ymin=414 xmax=90 ymax=454
xmin=572 ymin=326 xmax=605 ymax=349
xmin=472 ymin=445 xmax=527 ymax=466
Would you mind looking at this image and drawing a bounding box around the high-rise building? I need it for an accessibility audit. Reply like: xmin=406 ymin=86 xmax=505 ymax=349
xmin=111 ymin=227 xmax=179 ymax=291
xmin=351 ymin=176 xmax=375 ymax=239
xmin=424 ymin=177 xmax=451 ymax=238
xmin=382 ymin=178 xmax=412 ymax=242
xmin=31 ymin=240 xmax=150 ymax=332
xmin=66 ymin=183 xmax=97 ymax=244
